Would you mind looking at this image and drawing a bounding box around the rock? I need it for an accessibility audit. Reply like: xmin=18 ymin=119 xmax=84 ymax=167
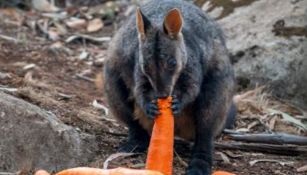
xmin=0 ymin=92 xmax=98 ymax=172
xmin=206 ymin=0 xmax=307 ymax=109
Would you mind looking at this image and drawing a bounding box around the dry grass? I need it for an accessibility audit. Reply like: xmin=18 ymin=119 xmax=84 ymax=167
xmin=234 ymin=86 xmax=307 ymax=136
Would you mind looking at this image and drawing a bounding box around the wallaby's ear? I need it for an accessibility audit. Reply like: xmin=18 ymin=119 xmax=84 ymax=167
xmin=136 ymin=8 xmax=150 ymax=39
xmin=163 ymin=8 xmax=183 ymax=38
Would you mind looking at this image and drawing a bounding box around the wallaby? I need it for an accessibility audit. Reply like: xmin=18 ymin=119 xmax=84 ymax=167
xmin=103 ymin=0 xmax=236 ymax=174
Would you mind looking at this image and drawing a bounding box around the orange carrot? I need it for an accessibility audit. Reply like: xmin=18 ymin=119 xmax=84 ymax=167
xmin=146 ymin=96 xmax=174 ymax=175
xmin=34 ymin=170 xmax=50 ymax=175
xmin=34 ymin=167 xmax=163 ymax=175
xmin=35 ymin=167 xmax=236 ymax=175
xmin=212 ymin=171 xmax=236 ymax=175
xmin=34 ymin=96 xmax=235 ymax=175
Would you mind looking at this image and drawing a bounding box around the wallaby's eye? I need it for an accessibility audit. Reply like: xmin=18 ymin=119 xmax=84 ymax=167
xmin=167 ymin=59 xmax=177 ymax=69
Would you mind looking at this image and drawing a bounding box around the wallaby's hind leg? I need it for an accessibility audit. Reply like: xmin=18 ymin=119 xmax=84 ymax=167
xmin=186 ymin=71 xmax=234 ymax=175
xmin=186 ymin=101 xmax=214 ymax=175
xmin=104 ymin=67 xmax=149 ymax=153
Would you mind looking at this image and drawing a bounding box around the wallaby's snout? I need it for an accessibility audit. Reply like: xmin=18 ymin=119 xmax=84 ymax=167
xmin=156 ymin=92 xmax=169 ymax=99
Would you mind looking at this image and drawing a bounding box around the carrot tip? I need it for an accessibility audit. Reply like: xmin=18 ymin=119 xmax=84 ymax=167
xmin=212 ymin=170 xmax=236 ymax=175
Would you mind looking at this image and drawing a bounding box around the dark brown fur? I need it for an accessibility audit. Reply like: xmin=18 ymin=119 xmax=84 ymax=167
xmin=103 ymin=0 xmax=236 ymax=174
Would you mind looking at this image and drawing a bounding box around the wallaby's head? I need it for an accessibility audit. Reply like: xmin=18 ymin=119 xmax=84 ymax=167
xmin=136 ymin=8 xmax=187 ymax=98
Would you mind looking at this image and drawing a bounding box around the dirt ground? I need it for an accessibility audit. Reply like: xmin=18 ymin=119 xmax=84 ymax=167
xmin=0 ymin=6 xmax=306 ymax=175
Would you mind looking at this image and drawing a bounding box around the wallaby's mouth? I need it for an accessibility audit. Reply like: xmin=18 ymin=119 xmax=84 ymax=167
xmin=155 ymin=85 xmax=174 ymax=99
xmin=156 ymin=92 xmax=170 ymax=99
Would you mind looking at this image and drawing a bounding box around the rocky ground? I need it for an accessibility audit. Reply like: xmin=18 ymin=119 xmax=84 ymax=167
xmin=0 ymin=0 xmax=306 ymax=175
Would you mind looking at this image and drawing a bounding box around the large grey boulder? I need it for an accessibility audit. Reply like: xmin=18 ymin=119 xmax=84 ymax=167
xmin=204 ymin=0 xmax=307 ymax=109
xmin=0 ymin=92 xmax=98 ymax=172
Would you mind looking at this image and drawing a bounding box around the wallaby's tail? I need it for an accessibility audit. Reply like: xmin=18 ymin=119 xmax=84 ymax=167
xmin=225 ymin=102 xmax=237 ymax=129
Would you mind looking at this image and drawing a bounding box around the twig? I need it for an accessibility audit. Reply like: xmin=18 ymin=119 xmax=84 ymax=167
xmin=92 ymin=100 xmax=109 ymax=115
xmin=227 ymin=133 xmax=307 ymax=145
xmin=41 ymin=12 xmax=67 ymax=19
xmin=215 ymin=142 xmax=307 ymax=156
xmin=58 ymin=93 xmax=74 ymax=99
xmin=103 ymin=153 xmax=138 ymax=169
xmin=99 ymin=116 xmax=117 ymax=123
xmin=249 ymin=159 xmax=294 ymax=166
xmin=0 ymin=87 xmax=18 ymax=92
xmin=216 ymin=151 xmax=231 ymax=164
xmin=0 ymin=34 xmax=19 ymax=43
xmin=223 ymin=129 xmax=244 ymax=135
xmin=0 ymin=172 xmax=16 ymax=175
xmin=174 ymin=150 xmax=188 ymax=168
xmin=75 ymin=74 xmax=94 ymax=82
xmin=66 ymin=34 xmax=111 ymax=44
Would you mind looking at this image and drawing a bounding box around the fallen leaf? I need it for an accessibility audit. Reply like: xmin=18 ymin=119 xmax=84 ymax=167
xmin=0 ymin=8 xmax=23 ymax=25
xmin=48 ymin=29 xmax=60 ymax=41
xmin=93 ymin=58 xmax=105 ymax=67
xmin=65 ymin=18 xmax=87 ymax=30
xmin=36 ymin=19 xmax=55 ymax=39
xmin=53 ymin=21 xmax=67 ymax=35
xmin=297 ymin=164 xmax=307 ymax=172
xmin=79 ymin=50 xmax=89 ymax=60
xmin=86 ymin=2 xmax=119 ymax=18
xmin=49 ymin=41 xmax=63 ymax=49
xmin=24 ymin=72 xmax=49 ymax=89
xmin=87 ymin=18 xmax=104 ymax=32
xmin=49 ymin=42 xmax=73 ymax=55
xmin=268 ymin=109 xmax=307 ymax=130
xmin=23 ymin=64 xmax=36 ymax=71
xmin=274 ymin=120 xmax=303 ymax=135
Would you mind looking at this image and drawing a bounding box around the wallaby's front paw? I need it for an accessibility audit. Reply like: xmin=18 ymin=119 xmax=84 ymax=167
xmin=171 ymin=95 xmax=182 ymax=115
xmin=144 ymin=99 xmax=160 ymax=119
